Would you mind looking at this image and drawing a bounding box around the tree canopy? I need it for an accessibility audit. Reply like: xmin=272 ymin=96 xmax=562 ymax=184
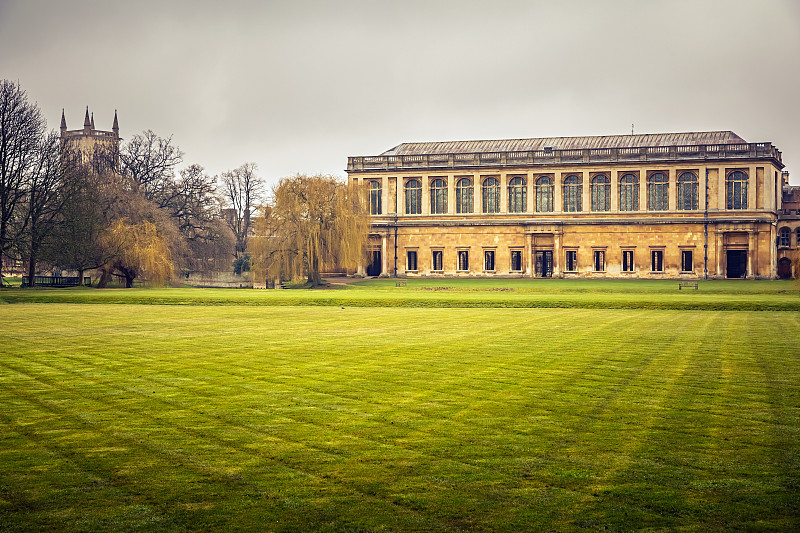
xmin=252 ymin=174 xmax=369 ymax=286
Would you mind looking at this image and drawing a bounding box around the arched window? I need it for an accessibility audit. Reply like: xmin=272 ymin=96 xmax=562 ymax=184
xmin=535 ymin=176 xmax=554 ymax=212
xmin=404 ymin=179 xmax=421 ymax=215
xmin=482 ymin=177 xmax=500 ymax=213
xmin=648 ymin=173 xmax=669 ymax=211
xmin=563 ymin=175 xmax=582 ymax=212
xmin=591 ymin=175 xmax=610 ymax=212
xmin=456 ymin=178 xmax=473 ymax=214
xmin=508 ymin=176 xmax=527 ymax=213
xmin=727 ymin=171 xmax=748 ymax=210
xmin=677 ymin=172 xmax=698 ymax=210
xmin=369 ymin=180 xmax=382 ymax=215
xmin=779 ymin=227 xmax=791 ymax=247
xmin=619 ymin=173 xmax=639 ymax=211
xmin=430 ymin=178 xmax=447 ymax=214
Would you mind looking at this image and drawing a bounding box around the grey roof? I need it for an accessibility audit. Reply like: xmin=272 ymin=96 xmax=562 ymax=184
xmin=380 ymin=131 xmax=747 ymax=156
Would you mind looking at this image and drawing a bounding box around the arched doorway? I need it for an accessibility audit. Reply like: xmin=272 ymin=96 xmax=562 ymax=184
xmin=777 ymin=257 xmax=792 ymax=279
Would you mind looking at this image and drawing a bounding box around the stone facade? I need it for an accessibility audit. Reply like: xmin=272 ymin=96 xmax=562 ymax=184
xmin=347 ymin=132 xmax=789 ymax=279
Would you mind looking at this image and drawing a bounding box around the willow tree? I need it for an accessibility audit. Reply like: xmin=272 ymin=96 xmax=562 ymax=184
xmin=252 ymin=174 xmax=369 ymax=286
xmin=98 ymin=219 xmax=175 ymax=288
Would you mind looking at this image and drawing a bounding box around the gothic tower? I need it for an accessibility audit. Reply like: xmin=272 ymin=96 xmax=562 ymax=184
xmin=60 ymin=107 xmax=120 ymax=171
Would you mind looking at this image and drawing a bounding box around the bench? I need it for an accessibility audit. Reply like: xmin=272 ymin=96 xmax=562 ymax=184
xmin=678 ymin=280 xmax=698 ymax=290
xmin=395 ymin=280 xmax=407 ymax=287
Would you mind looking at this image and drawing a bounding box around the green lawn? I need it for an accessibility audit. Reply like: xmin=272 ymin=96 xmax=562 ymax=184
xmin=1 ymin=283 xmax=799 ymax=531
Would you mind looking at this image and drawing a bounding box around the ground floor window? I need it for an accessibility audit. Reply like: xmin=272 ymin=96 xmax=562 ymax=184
xmin=622 ymin=250 xmax=634 ymax=272
xmin=565 ymin=250 xmax=577 ymax=272
xmin=458 ymin=250 xmax=469 ymax=271
xmin=681 ymin=250 xmax=693 ymax=272
xmin=510 ymin=250 xmax=522 ymax=272
xmin=651 ymin=250 xmax=664 ymax=272
xmin=484 ymin=250 xmax=495 ymax=271
xmin=407 ymin=250 xmax=417 ymax=271
xmin=593 ymin=250 xmax=605 ymax=272
xmin=432 ymin=250 xmax=443 ymax=271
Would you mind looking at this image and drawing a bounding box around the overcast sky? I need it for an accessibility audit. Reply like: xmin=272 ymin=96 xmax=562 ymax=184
xmin=1 ymin=0 xmax=799 ymax=188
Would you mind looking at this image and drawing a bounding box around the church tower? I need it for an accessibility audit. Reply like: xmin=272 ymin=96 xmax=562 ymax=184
xmin=60 ymin=107 xmax=121 ymax=171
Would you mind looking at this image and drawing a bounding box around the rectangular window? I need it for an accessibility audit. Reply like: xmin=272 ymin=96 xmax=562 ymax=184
xmin=484 ymin=250 xmax=495 ymax=271
xmin=406 ymin=250 xmax=417 ymax=271
xmin=681 ymin=250 xmax=693 ymax=272
xmin=565 ymin=250 xmax=577 ymax=272
xmin=593 ymin=250 xmax=605 ymax=272
xmin=510 ymin=250 xmax=522 ymax=272
xmin=651 ymin=250 xmax=664 ymax=272
xmin=432 ymin=250 xmax=443 ymax=271
xmin=458 ymin=250 xmax=469 ymax=271
xmin=622 ymin=250 xmax=634 ymax=272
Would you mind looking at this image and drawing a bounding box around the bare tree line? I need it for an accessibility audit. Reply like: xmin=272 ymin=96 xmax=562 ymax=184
xmin=0 ymin=79 xmax=267 ymax=287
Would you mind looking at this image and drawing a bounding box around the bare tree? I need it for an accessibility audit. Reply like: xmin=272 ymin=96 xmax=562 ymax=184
xmin=119 ymin=129 xmax=183 ymax=200
xmin=0 ymin=80 xmax=46 ymax=281
xmin=18 ymin=131 xmax=67 ymax=286
xmin=219 ymin=162 xmax=263 ymax=259
xmin=251 ymin=174 xmax=369 ymax=286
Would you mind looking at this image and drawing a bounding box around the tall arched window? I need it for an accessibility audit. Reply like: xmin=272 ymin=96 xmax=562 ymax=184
xmin=727 ymin=171 xmax=748 ymax=210
xmin=369 ymin=180 xmax=382 ymax=215
xmin=535 ymin=176 xmax=554 ymax=212
xmin=430 ymin=178 xmax=447 ymax=214
xmin=619 ymin=173 xmax=639 ymax=211
xmin=508 ymin=176 xmax=527 ymax=213
xmin=404 ymin=179 xmax=421 ymax=215
xmin=456 ymin=178 xmax=473 ymax=214
xmin=677 ymin=172 xmax=698 ymax=210
xmin=563 ymin=175 xmax=582 ymax=212
xmin=482 ymin=177 xmax=500 ymax=213
xmin=591 ymin=175 xmax=610 ymax=212
xmin=779 ymin=227 xmax=791 ymax=247
xmin=648 ymin=173 xmax=669 ymax=211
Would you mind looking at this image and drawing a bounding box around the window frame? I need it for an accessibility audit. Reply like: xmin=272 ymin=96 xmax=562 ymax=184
xmin=431 ymin=249 xmax=443 ymax=272
xmin=404 ymin=179 xmax=422 ymax=215
xmin=779 ymin=227 xmax=791 ymax=248
xmin=535 ymin=175 xmax=554 ymax=213
xmin=651 ymin=249 xmax=664 ymax=272
xmin=457 ymin=250 xmax=469 ymax=272
xmin=726 ymin=170 xmax=748 ymax=210
xmin=406 ymin=250 xmax=418 ymax=271
xmin=430 ymin=178 xmax=448 ymax=215
xmin=368 ymin=180 xmax=382 ymax=215
xmin=484 ymin=249 xmax=496 ymax=272
xmin=591 ymin=175 xmax=611 ymax=212
xmin=507 ymin=176 xmax=527 ymax=213
xmin=455 ymin=177 xmax=473 ymax=214
xmin=565 ymin=249 xmax=578 ymax=272
xmin=648 ymin=173 xmax=669 ymax=211
xmin=510 ymin=249 xmax=523 ymax=272
xmin=593 ymin=249 xmax=606 ymax=272
xmin=681 ymin=249 xmax=694 ymax=272
xmin=482 ymin=177 xmax=500 ymax=213
xmin=619 ymin=173 xmax=639 ymax=212
xmin=563 ymin=175 xmax=582 ymax=212
xmin=622 ymin=249 xmax=635 ymax=272
xmin=677 ymin=172 xmax=698 ymax=211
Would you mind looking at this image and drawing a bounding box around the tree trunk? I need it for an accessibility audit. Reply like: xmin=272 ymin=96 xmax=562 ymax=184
xmin=97 ymin=266 xmax=112 ymax=288
xmin=125 ymin=273 xmax=134 ymax=288
xmin=26 ymin=252 xmax=36 ymax=288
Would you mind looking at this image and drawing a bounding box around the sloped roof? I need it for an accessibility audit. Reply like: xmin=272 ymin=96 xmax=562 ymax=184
xmin=380 ymin=131 xmax=747 ymax=156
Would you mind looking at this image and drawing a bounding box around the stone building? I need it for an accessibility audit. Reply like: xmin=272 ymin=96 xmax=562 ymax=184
xmin=347 ymin=131 xmax=789 ymax=279
xmin=778 ymin=174 xmax=799 ymax=279
xmin=60 ymin=107 xmax=120 ymax=170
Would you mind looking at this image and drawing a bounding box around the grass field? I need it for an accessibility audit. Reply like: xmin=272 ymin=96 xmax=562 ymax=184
xmin=1 ymin=281 xmax=799 ymax=531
